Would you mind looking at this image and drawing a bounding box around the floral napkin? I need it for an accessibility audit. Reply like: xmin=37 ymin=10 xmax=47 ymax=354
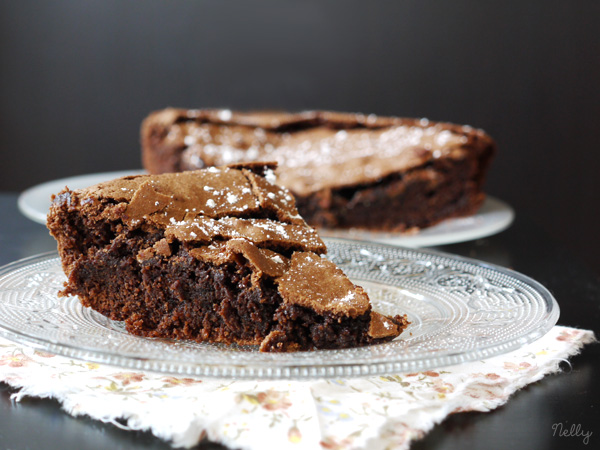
xmin=0 ymin=326 xmax=594 ymax=450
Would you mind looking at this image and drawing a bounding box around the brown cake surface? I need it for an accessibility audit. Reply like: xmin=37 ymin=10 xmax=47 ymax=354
xmin=47 ymin=163 xmax=408 ymax=352
xmin=141 ymin=109 xmax=496 ymax=231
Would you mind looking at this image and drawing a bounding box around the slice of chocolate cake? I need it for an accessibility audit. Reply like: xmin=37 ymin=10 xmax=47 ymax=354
xmin=141 ymin=109 xmax=495 ymax=231
xmin=47 ymin=163 xmax=408 ymax=352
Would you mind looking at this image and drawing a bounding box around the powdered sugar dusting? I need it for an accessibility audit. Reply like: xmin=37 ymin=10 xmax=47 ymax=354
xmin=264 ymin=168 xmax=277 ymax=184
xmin=184 ymin=135 xmax=197 ymax=146
xmin=338 ymin=291 xmax=356 ymax=304
xmin=218 ymin=109 xmax=232 ymax=121
xmin=270 ymin=255 xmax=284 ymax=264
xmin=177 ymin=116 xmax=469 ymax=195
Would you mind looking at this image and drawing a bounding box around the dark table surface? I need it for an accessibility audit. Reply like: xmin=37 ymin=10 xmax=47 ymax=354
xmin=0 ymin=192 xmax=598 ymax=450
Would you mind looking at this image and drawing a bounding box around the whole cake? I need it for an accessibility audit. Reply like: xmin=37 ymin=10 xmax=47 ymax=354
xmin=47 ymin=163 xmax=408 ymax=352
xmin=141 ymin=109 xmax=496 ymax=231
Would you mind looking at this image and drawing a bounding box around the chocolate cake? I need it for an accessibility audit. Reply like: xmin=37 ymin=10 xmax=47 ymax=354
xmin=47 ymin=163 xmax=408 ymax=352
xmin=141 ymin=109 xmax=495 ymax=231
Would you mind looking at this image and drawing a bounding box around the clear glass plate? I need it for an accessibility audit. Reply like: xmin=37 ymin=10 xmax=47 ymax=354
xmin=0 ymin=239 xmax=559 ymax=379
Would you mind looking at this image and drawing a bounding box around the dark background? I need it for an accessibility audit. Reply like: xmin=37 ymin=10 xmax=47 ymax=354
xmin=0 ymin=3 xmax=599 ymax=449
xmin=1 ymin=0 xmax=599 ymax=272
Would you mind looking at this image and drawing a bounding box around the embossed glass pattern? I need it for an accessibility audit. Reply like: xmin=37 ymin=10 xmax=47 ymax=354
xmin=0 ymin=240 xmax=559 ymax=379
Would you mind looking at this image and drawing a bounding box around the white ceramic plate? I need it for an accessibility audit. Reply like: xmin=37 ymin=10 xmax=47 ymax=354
xmin=0 ymin=240 xmax=558 ymax=379
xmin=18 ymin=171 xmax=513 ymax=247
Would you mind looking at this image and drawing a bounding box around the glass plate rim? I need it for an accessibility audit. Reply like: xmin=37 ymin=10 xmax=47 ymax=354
xmin=0 ymin=242 xmax=560 ymax=379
